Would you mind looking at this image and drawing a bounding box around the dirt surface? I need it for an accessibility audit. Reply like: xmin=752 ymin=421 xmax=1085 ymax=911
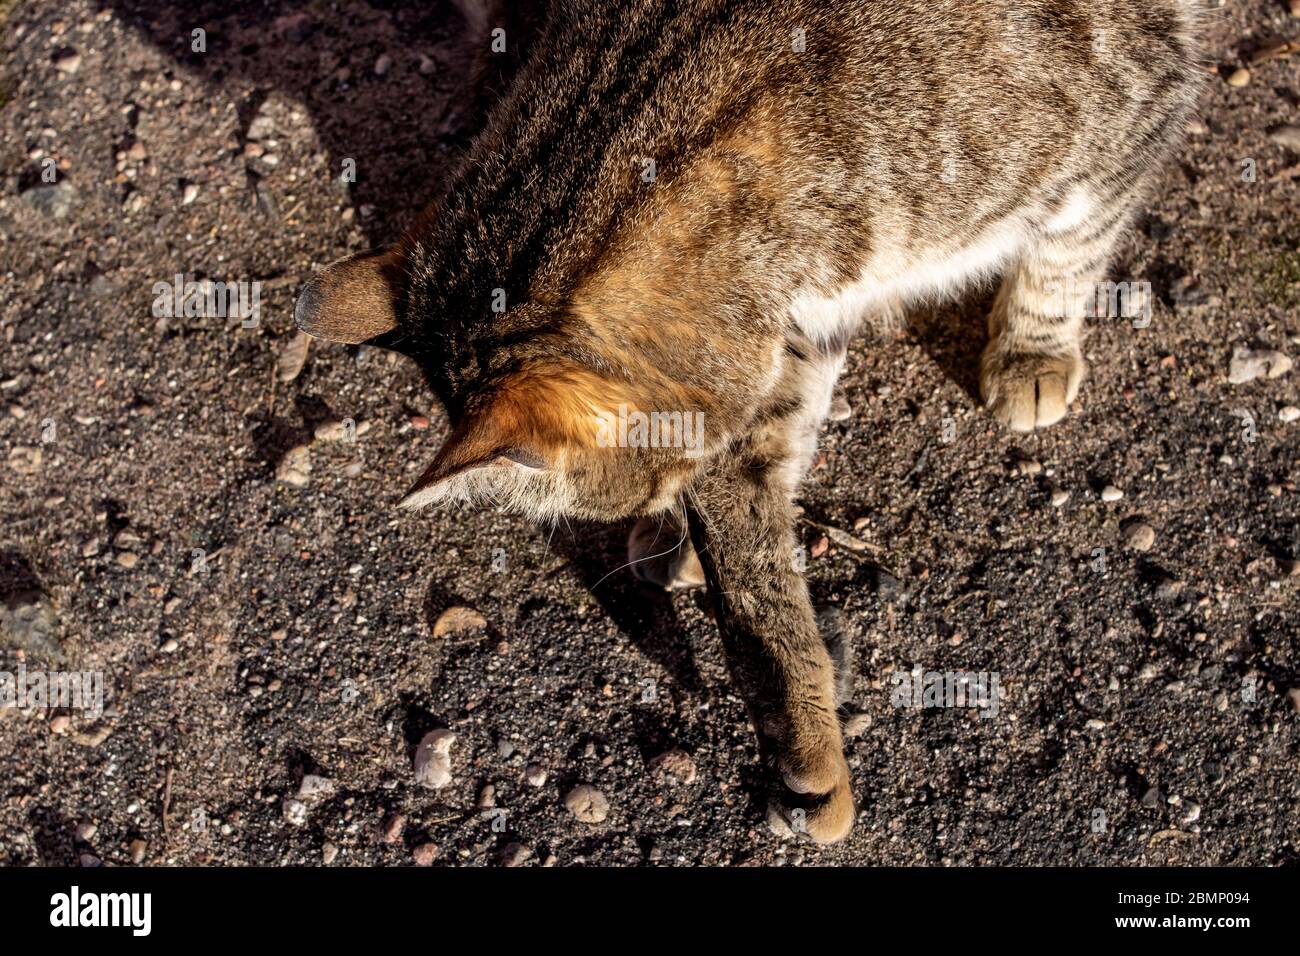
xmin=1 ymin=0 xmax=1297 ymax=867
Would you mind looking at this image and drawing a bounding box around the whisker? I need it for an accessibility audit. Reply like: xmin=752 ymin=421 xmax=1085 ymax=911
xmin=588 ymin=514 xmax=688 ymax=592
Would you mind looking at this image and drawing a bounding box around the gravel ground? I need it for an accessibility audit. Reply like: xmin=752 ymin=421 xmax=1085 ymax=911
xmin=1 ymin=0 xmax=1297 ymax=867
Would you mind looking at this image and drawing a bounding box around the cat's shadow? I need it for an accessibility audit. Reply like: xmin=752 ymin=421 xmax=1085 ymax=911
xmin=901 ymin=296 xmax=993 ymax=407
xmin=105 ymin=0 xmax=481 ymax=247
xmin=563 ymin=520 xmax=706 ymax=695
xmin=533 ymin=520 xmax=707 ymax=696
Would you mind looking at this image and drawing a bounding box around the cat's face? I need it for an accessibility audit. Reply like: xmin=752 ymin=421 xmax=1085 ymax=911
xmin=295 ymin=249 xmax=709 ymax=522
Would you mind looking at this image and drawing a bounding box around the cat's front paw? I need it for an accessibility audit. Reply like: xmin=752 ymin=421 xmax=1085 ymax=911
xmin=766 ymin=772 xmax=856 ymax=845
xmin=627 ymin=516 xmax=705 ymax=591
xmin=979 ymin=344 xmax=1085 ymax=432
xmin=764 ymin=711 xmax=855 ymax=844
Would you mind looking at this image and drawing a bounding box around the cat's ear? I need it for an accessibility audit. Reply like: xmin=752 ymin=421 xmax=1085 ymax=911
xmin=294 ymin=247 xmax=404 ymax=345
xmin=398 ymin=365 xmax=612 ymax=510
xmin=398 ymin=399 xmax=548 ymax=510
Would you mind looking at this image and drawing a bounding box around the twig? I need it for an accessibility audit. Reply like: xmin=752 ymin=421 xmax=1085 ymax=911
xmin=161 ymin=766 xmax=175 ymax=834
xmin=801 ymin=518 xmax=886 ymax=555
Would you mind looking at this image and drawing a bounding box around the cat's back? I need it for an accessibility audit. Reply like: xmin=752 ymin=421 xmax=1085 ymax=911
xmin=415 ymin=0 xmax=1203 ymax=333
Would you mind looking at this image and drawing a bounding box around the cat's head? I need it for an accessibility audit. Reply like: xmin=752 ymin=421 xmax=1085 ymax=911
xmin=295 ymin=248 xmax=716 ymax=521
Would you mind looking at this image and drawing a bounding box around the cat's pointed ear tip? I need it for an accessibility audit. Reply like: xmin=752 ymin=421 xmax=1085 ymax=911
xmin=397 ymin=461 xmax=446 ymax=511
xmin=396 ymin=493 xmax=428 ymax=512
xmin=397 ymin=482 xmax=439 ymax=512
xmin=397 ymin=454 xmax=469 ymax=512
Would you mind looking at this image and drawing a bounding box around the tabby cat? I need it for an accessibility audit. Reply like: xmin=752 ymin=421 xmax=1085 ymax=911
xmin=296 ymin=0 xmax=1203 ymax=843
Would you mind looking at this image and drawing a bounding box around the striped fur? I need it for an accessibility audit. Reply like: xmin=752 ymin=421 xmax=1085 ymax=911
xmin=303 ymin=0 xmax=1205 ymax=844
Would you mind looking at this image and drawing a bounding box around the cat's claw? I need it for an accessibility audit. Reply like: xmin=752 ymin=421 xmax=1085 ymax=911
xmin=979 ymin=346 xmax=1085 ymax=432
xmin=766 ymin=778 xmax=856 ymax=845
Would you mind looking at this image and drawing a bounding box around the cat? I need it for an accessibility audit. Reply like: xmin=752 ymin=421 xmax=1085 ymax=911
xmin=295 ymin=0 xmax=1204 ymax=844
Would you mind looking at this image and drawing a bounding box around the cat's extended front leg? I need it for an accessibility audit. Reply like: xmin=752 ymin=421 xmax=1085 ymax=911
xmin=685 ymin=450 xmax=855 ymax=845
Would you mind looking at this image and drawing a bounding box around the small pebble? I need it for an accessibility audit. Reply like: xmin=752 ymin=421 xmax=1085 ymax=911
xmin=477 ymin=784 xmax=497 ymax=809
xmin=314 ymin=419 xmax=355 ymax=442
xmin=1153 ymin=578 xmax=1184 ymax=600
xmin=1279 ymin=406 xmax=1299 ymax=423
xmin=8 ymin=446 xmax=43 ymax=474
xmin=524 ymin=764 xmax=548 ymax=787
xmin=1100 ymin=485 xmax=1124 ymax=503
xmin=1226 ymin=67 xmax=1251 ymax=88
xmin=648 ymin=749 xmax=698 ymax=786
xmin=181 ymin=183 xmax=200 ymax=205
xmin=246 ymin=111 xmax=276 ymax=141
xmin=19 ymin=183 xmax=76 ymax=220
xmin=322 ymin=842 xmax=339 ymax=864
xmin=414 ymin=729 xmax=456 ymax=789
xmin=563 ymin=784 xmax=609 ymax=824
xmin=1121 ymin=520 xmax=1156 ymax=552
xmin=1269 ymin=126 xmax=1300 ymax=152
xmin=159 ymin=638 xmax=179 ymax=653
xmin=282 ymin=798 xmax=308 ymax=826
xmin=116 ymin=551 xmax=139 ymax=568
xmin=1050 ymin=489 xmax=1071 ymax=508
xmin=277 ymin=331 xmax=311 ymax=383
xmin=1015 ymin=458 xmax=1043 ymax=477
xmin=827 ymin=393 xmax=852 ymax=422
xmin=276 ymin=445 xmax=312 ymax=486
xmin=75 ymin=822 xmax=97 ymax=841
xmin=129 ymin=839 xmax=148 ymax=864
xmin=1181 ymin=802 xmax=1202 ymax=825
xmin=432 ymin=606 xmax=486 ymax=638
xmin=297 ymin=774 xmax=336 ymax=801
xmin=53 ymin=50 xmax=82 ymax=74
xmin=1229 ymin=348 xmax=1292 ymax=384
xmin=374 ymin=53 xmax=392 ymax=76
xmin=380 ymin=812 xmax=406 ymax=844
xmin=500 ymin=843 xmax=530 ymax=867
xmin=412 ymin=842 xmax=438 ymax=866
